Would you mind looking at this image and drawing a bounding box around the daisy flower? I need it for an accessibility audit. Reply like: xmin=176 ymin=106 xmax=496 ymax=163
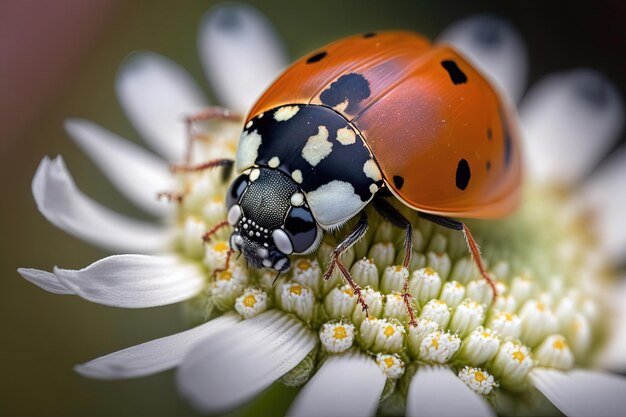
xmin=18 ymin=4 xmax=626 ymax=416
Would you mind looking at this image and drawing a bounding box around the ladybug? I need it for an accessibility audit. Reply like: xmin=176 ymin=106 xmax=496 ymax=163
xmin=187 ymin=32 xmax=522 ymax=322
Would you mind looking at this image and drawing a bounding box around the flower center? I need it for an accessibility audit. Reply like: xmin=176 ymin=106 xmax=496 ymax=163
xmin=243 ymin=294 xmax=256 ymax=307
xmin=296 ymin=259 xmax=311 ymax=270
xmin=474 ymin=371 xmax=486 ymax=382
xmin=217 ymin=271 xmax=232 ymax=281
xmin=512 ymin=350 xmax=526 ymax=363
xmin=212 ymin=242 xmax=229 ymax=252
xmin=333 ymin=326 xmax=347 ymax=339
xmin=290 ymin=284 xmax=303 ymax=295
xmin=383 ymin=357 xmax=395 ymax=368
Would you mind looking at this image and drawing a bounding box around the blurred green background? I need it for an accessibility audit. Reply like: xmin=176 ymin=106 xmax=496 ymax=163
xmin=1 ymin=1 xmax=624 ymax=416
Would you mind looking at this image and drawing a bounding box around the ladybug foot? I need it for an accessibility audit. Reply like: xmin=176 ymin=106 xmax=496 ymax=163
xmin=401 ymin=291 xmax=418 ymax=327
xmin=352 ymin=286 xmax=369 ymax=315
xmin=324 ymin=255 xmax=371 ymax=314
xmin=212 ymin=248 xmax=235 ymax=278
xmin=481 ymin=271 xmax=499 ymax=300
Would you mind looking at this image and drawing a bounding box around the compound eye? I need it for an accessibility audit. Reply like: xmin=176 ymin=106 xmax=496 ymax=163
xmin=284 ymin=206 xmax=319 ymax=254
xmin=226 ymin=174 xmax=249 ymax=208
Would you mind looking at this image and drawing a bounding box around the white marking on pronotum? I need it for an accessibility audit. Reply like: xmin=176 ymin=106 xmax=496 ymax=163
xmin=307 ymin=180 xmax=366 ymax=229
xmin=292 ymin=169 xmax=303 ymax=184
xmin=268 ymin=156 xmax=280 ymax=168
xmin=273 ymin=106 xmax=300 ymax=122
xmin=236 ymin=130 xmax=262 ymax=170
xmin=336 ymin=127 xmax=356 ymax=145
xmin=290 ymin=192 xmax=304 ymax=206
xmin=363 ymin=159 xmax=382 ymax=181
xmin=249 ymin=168 xmax=260 ymax=181
xmin=272 ymin=229 xmax=293 ymax=254
xmin=302 ymin=126 xmax=332 ymax=167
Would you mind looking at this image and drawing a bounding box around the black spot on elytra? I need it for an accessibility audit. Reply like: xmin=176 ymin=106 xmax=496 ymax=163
xmin=456 ymin=159 xmax=471 ymax=190
xmin=486 ymin=161 xmax=491 ymax=171
xmin=320 ymin=73 xmax=371 ymax=114
xmin=306 ymin=51 xmax=327 ymax=64
xmin=393 ymin=176 xmax=404 ymax=189
xmin=487 ymin=127 xmax=492 ymax=141
xmin=441 ymin=60 xmax=467 ymax=85
xmin=363 ymin=32 xmax=377 ymax=38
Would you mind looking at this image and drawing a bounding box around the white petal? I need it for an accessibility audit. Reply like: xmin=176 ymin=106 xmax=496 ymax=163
xmin=75 ymin=313 xmax=240 ymax=379
xmin=198 ymin=3 xmax=287 ymax=114
xmin=520 ymin=69 xmax=625 ymax=185
xmin=176 ymin=310 xmax=316 ymax=413
xmin=597 ymin=278 xmax=626 ymax=372
xmin=287 ymin=350 xmax=385 ymax=417
xmin=52 ymin=254 xmax=204 ymax=308
xmin=116 ymin=52 xmax=209 ymax=161
xmin=437 ymin=14 xmax=527 ymax=103
xmin=530 ymin=368 xmax=626 ymax=417
xmin=32 ymin=156 xmax=170 ymax=253
xmin=579 ymin=146 xmax=626 ymax=262
xmin=65 ymin=119 xmax=174 ymax=217
xmin=406 ymin=365 xmax=495 ymax=417
xmin=17 ymin=268 xmax=73 ymax=295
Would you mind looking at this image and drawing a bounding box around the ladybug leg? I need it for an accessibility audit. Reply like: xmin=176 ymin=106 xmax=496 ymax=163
xmin=373 ymin=198 xmax=417 ymax=326
xmin=202 ymin=219 xmax=230 ymax=244
xmin=156 ymin=190 xmax=185 ymax=204
xmin=418 ymin=213 xmax=498 ymax=298
xmin=158 ymin=158 xmax=233 ymax=206
xmin=170 ymin=158 xmax=234 ymax=183
xmin=323 ymin=212 xmax=370 ymax=315
xmin=213 ymin=248 xmax=235 ymax=278
xmin=183 ymin=107 xmax=242 ymax=163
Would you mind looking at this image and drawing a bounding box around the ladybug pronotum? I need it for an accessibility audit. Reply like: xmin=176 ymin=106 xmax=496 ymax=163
xmin=183 ymin=31 xmax=522 ymax=323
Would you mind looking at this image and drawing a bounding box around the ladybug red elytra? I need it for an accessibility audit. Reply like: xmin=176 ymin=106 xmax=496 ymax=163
xmin=181 ymin=31 xmax=522 ymax=324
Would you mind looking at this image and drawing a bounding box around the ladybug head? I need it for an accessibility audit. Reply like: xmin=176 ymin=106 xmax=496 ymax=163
xmin=225 ymin=167 xmax=323 ymax=272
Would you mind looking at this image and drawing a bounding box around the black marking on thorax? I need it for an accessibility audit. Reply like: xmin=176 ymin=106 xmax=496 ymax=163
xmin=245 ymin=104 xmax=381 ymax=202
